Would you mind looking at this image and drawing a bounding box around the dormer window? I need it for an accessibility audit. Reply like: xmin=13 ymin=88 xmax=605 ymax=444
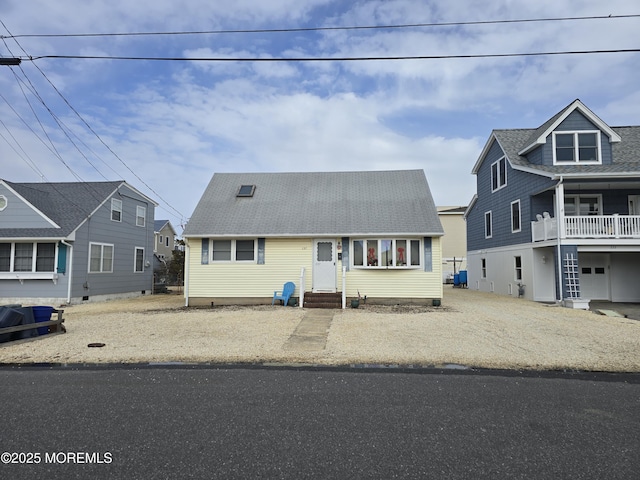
xmin=237 ymin=185 xmax=256 ymax=197
xmin=553 ymin=131 xmax=601 ymax=164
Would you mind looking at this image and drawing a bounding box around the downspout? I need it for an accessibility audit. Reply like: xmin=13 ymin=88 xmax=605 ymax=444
xmin=555 ymin=176 xmax=564 ymax=303
xmin=61 ymin=240 xmax=73 ymax=304
xmin=184 ymin=238 xmax=190 ymax=307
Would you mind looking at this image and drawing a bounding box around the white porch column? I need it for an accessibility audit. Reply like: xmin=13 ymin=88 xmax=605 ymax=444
xmin=555 ymin=179 xmax=565 ymax=302
xmin=184 ymin=238 xmax=190 ymax=307
xmin=555 ymin=181 xmax=565 ymax=239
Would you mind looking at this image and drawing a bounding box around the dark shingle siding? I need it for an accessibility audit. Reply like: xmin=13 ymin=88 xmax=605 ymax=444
xmin=469 ymin=101 xmax=640 ymax=253
xmin=468 ymin=139 xmax=555 ymax=251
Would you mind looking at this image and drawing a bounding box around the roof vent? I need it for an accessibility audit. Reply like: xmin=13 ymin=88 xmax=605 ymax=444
xmin=237 ymin=185 xmax=256 ymax=197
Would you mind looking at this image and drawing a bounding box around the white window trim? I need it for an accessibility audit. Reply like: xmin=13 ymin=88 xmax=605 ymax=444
xmin=484 ymin=211 xmax=493 ymax=239
xmin=0 ymin=242 xmax=57 ymax=273
xmin=88 ymin=242 xmax=114 ymax=273
xmin=514 ymin=256 xmax=523 ymax=282
xmin=351 ymin=238 xmax=422 ymax=269
xmin=111 ymin=198 xmax=122 ymax=222
xmin=491 ymin=157 xmax=507 ymax=192
xmin=134 ymin=247 xmax=145 ymax=273
xmin=136 ymin=206 xmax=146 ymax=227
xmin=0 ymin=195 xmax=7 ymax=211
xmin=552 ymin=130 xmax=602 ymax=165
xmin=481 ymin=258 xmax=487 ymax=279
xmin=511 ymin=199 xmax=522 ymax=233
xmin=210 ymin=239 xmax=257 ymax=263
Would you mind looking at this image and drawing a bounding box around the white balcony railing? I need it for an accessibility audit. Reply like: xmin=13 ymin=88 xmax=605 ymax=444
xmin=532 ymin=214 xmax=640 ymax=241
xmin=531 ymin=213 xmax=557 ymax=241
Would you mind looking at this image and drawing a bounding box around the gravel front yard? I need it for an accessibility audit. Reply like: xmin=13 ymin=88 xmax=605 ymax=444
xmin=1 ymin=288 xmax=639 ymax=372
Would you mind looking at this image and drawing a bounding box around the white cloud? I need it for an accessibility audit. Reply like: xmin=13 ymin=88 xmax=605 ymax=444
xmin=1 ymin=0 xmax=638 ymax=225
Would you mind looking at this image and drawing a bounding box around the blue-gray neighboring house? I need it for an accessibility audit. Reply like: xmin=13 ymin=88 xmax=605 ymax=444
xmin=465 ymin=99 xmax=640 ymax=305
xmin=0 ymin=180 xmax=157 ymax=305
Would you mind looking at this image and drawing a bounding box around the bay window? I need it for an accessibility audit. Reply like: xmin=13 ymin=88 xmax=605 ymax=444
xmin=353 ymin=239 xmax=421 ymax=268
xmin=0 ymin=242 xmax=57 ymax=273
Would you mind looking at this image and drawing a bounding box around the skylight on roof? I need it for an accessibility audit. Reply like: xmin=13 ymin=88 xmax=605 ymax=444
xmin=237 ymin=185 xmax=256 ymax=197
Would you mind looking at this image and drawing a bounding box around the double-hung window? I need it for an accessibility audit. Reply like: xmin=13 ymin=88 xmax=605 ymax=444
xmin=36 ymin=243 xmax=56 ymax=272
xmin=352 ymin=239 xmax=421 ymax=268
xmin=136 ymin=206 xmax=146 ymax=227
xmin=514 ymin=256 xmax=522 ymax=281
xmin=14 ymin=243 xmax=33 ymax=272
xmin=491 ymin=157 xmax=507 ymax=192
xmin=210 ymin=239 xmax=255 ymax=262
xmin=89 ymin=242 xmax=114 ymax=273
xmin=553 ymin=131 xmax=600 ymax=164
xmin=111 ymin=198 xmax=122 ymax=222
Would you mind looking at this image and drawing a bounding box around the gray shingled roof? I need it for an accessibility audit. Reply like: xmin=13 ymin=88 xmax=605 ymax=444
xmin=154 ymin=220 xmax=169 ymax=231
xmin=1 ymin=181 xmax=124 ymax=238
xmin=183 ymin=170 xmax=444 ymax=237
xmin=494 ymin=126 xmax=640 ymax=176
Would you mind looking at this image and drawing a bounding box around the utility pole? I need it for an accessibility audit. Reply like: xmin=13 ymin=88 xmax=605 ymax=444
xmin=0 ymin=58 xmax=21 ymax=66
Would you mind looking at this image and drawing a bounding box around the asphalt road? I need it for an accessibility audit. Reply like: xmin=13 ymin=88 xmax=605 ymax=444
xmin=1 ymin=366 xmax=639 ymax=479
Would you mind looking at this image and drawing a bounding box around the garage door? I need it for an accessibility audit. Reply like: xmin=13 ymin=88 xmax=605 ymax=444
xmin=579 ymin=253 xmax=610 ymax=300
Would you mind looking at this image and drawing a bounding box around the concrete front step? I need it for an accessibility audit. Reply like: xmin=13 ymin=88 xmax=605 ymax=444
xmin=303 ymin=292 xmax=342 ymax=309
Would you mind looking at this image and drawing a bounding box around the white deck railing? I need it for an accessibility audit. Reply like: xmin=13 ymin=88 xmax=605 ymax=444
xmin=532 ymin=214 xmax=640 ymax=241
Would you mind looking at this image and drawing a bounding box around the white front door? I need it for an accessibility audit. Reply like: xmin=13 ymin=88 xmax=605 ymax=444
xmin=312 ymin=239 xmax=336 ymax=293
xmin=579 ymin=253 xmax=610 ymax=301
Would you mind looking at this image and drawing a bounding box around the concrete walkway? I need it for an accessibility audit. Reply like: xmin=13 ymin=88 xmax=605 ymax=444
xmin=590 ymin=301 xmax=640 ymax=320
xmin=283 ymin=309 xmax=336 ymax=352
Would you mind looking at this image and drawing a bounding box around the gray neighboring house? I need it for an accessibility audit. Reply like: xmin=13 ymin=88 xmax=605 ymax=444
xmin=465 ymin=99 xmax=640 ymax=305
xmin=154 ymin=220 xmax=177 ymax=267
xmin=0 ymin=180 xmax=157 ymax=305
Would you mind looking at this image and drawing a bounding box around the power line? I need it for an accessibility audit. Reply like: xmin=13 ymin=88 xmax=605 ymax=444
xmin=1 ymin=20 xmax=187 ymax=222
xmin=2 ymin=14 xmax=639 ymax=39
xmin=22 ymin=48 xmax=640 ymax=63
xmin=0 ymin=118 xmax=47 ymax=179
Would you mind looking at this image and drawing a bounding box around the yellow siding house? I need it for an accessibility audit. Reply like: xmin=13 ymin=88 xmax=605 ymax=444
xmin=183 ymin=170 xmax=444 ymax=307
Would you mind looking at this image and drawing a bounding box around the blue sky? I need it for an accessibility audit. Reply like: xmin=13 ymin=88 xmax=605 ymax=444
xmin=1 ymin=0 xmax=639 ymax=230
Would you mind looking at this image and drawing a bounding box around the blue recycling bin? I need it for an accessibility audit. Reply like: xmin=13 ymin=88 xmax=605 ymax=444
xmin=459 ymin=270 xmax=468 ymax=286
xmin=32 ymin=306 xmax=53 ymax=336
xmin=453 ymin=273 xmax=460 ymax=286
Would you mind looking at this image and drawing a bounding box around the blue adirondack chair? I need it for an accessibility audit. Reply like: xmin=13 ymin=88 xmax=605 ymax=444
xmin=272 ymin=282 xmax=295 ymax=306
